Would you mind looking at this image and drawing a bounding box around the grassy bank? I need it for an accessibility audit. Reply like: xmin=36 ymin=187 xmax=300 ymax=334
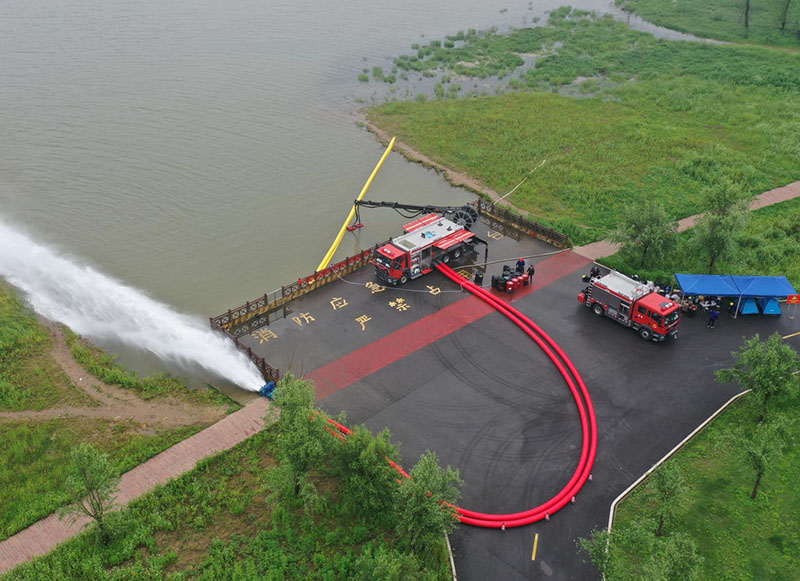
xmin=602 ymin=195 xmax=800 ymax=288
xmin=368 ymin=11 xmax=800 ymax=245
xmin=0 ymin=419 xmax=201 ymax=541
xmin=0 ymin=284 xmax=236 ymax=540
xmin=5 ymin=423 xmax=451 ymax=580
xmin=0 ymin=286 xmax=91 ymax=411
xmin=613 ymin=394 xmax=800 ymax=578
xmin=617 ymin=0 xmax=800 ymax=47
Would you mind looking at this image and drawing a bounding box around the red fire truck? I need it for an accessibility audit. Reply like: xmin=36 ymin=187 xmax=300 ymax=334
xmin=373 ymin=213 xmax=481 ymax=285
xmin=578 ymin=270 xmax=680 ymax=341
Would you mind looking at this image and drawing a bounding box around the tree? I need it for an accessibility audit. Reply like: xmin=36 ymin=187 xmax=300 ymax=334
xmin=336 ymin=424 xmax=402 ymax=525
xmin=780 ymin=0 xmax=792 ymax=31
xmin=579 ymin=520 xmax=702 ymax=580
xmin=739 ymin=417 xmax=790 ymax=499
xmin=272 ymin=374 xmax=331 ymax=498
xmin=612 ymin=200 xmax=677 ymax=268
xmin=691 ymin=179 xmax=752 ymax=272
xmin=651 ymin=462 xmax=688 ymax=537
xmin=395 ymin=451 xmax=462 ymax=557
xmin=59 ymin=443 xmax=120 ymax=544
xmin=716 ymin=333 xmax=800 ymax=423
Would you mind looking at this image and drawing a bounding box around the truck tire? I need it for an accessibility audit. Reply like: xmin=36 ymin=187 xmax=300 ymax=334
xmin=453 ymin=248 xmax=462 ymax=259
xmin=442 ymin=254 xmax=451 ymax=264
xmin=592 ymin=303 xmax=605 ymax=317
xmin=400 ymin=274 xmax=408 ymax=285
xmin=639 ymin=327 xmax=652 ymax=341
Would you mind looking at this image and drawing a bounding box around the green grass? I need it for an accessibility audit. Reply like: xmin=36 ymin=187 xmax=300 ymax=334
xmin=617 ymin=0 xmax=800 ymax=47
xmin=64 ymin=329 xmax=235 ymax=408
xmin=0 ymin=419 xmax=202 ymax=541
xmin=614 ymin=395 xmax=800 ymax=579
xmin=368 ymin=11 xmax=800 ymax=245
xmin=0 ymin=285 xmax=92 ymax=411
xmin=4 ymin=425 xmax=450 ymax=580
xmin=602 ymin=196 xmax=800 ymax=288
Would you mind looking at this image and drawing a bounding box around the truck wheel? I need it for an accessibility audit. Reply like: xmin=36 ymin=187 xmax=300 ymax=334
xmin=639 ymin=327 xmax=652 ymax=341
xmin=453 ymin=248 xmax=462 ymax=259
xmin=592 ymin=303 xmax=605 ymax=317
xmin=442 ymin=254 xmax=450 ymax=264
xmin=400 ymin=274 xmax=408 ymax=285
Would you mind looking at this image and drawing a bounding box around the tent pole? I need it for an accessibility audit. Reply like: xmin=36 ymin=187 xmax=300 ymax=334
xmin=735 ymin=294 xmax=742 ymax=320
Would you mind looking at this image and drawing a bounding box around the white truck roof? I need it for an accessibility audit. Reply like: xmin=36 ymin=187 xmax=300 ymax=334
xmin=595 ymin=271 xmax=653 ymax=301
xmin=392 ymin=215 xmax=464 ymax=253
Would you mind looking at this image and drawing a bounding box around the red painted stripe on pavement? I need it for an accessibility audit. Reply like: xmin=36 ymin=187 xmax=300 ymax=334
xmin=308 ymin=251 xmax=590 ymax=399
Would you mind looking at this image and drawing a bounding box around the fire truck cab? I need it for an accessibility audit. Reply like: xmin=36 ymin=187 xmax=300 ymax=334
xmin=373 ymin=214 xmax=475 ymax=285
xmin=578 ymin=270 xmax=680 ymax=341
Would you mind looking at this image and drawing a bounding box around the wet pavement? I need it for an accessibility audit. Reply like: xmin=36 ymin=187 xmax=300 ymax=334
xmin=239 ymin=215 xmax=800 ymax=580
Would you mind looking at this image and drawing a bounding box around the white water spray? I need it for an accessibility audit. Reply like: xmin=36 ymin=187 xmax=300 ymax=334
xmin=0 ymin=220 xmax=265 ymax=391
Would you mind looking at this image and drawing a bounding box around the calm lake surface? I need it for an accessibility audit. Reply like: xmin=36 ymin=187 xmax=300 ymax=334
xmin=1 ymin=0 xmax=685 ymax=316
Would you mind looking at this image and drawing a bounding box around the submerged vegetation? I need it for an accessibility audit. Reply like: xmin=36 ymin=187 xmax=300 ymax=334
xmin=368 ymin=10 xmax=800 ymax=248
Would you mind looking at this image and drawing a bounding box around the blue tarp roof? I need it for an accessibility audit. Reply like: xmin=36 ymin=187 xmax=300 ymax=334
xmin=675 ymin=274 xmax=797 ymax=298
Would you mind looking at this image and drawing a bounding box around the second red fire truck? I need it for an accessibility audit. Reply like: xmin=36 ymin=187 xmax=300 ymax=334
xmin=578 ymin=270 xmax=680 ymax=341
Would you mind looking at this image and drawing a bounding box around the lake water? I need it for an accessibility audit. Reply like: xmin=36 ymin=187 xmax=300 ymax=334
xmin=0 ymin=0 xmax=690 ymax=377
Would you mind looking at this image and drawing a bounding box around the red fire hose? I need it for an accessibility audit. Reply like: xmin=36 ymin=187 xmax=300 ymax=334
xmin=322 ymin=263 xmax=597 ymax=529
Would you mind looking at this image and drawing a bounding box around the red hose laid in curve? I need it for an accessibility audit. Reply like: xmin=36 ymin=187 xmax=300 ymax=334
xmin=321 ymin=264 xmax=597 ymax=529
xmin=436 ymin=263 xmax=597 ymax=528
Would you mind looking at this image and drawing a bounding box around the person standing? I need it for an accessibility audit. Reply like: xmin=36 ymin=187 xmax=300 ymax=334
xmin=707 ymin=308 xmax=719 ymax=328
xmin=527 ymin=264 xmax=535 ymax=284
xmin=516 ymin=257 xmax=525 ymax=273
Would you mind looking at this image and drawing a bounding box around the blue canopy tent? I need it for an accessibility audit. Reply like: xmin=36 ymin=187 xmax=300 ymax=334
xmin=675 ymin=274 xmax=797 ymax=317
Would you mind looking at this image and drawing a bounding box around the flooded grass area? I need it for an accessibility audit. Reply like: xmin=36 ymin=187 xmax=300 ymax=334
xmin=367 ymin=10 xmax=800 ymax=245
xmin=617 ymin=0 xmax=800 ymax=47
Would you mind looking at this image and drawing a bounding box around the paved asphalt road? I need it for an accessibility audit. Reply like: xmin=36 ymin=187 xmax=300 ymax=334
xmin=242 ymin=220 xmax=799 ymax=580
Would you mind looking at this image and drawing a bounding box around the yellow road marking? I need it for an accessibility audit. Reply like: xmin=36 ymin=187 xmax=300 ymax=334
xmin=783 ymin=331 xmax=800 ymax=339
xmin=531 ymin=533 xmax=539 ymax=561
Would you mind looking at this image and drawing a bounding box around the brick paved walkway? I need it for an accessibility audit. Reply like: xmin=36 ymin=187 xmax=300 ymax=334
xmin=573 ymin=180 xmax=800 ymax=260
xmin=0 ymin=397 xmax=271 ymax=575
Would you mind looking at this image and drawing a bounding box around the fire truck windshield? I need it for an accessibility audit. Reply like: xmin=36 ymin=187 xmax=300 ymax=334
xmin=664 ymin=310 xmax=679 ymax=325
xmin=374 ymin=255 xmax=390 ymax=268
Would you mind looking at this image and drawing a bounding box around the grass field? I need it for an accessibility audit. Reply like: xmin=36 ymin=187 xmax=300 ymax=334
xmin=0 ymin=419 xmax=201 ymax=541
xmin=0 ymin=286 xmax=91 ymax=411
xmin=613 ymin=394 xmax=800 ymax=579
xmin=617 ymin=0 xmax=800 ymax=47
xmin=369 ymin=11 xmax=800 ymax=245
xmin=0 ymin=284 xmax=236 ymax=541
xmin=5 ymin=424 xmax=450 ymax=580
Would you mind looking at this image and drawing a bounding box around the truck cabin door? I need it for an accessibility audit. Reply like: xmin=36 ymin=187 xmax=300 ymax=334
xmin=391 ymin=257 xmax=404 ymax=276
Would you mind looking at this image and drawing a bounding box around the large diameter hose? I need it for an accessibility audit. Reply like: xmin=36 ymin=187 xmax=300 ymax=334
xmin=320 ymin=264 xmax=597 ymax=529
xmin=436 ymin=264 xmax=597 ymax=527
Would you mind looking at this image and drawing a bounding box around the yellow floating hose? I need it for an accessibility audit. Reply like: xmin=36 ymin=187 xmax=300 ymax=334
xmin=316 ymin=136 xmax=396 ymax=272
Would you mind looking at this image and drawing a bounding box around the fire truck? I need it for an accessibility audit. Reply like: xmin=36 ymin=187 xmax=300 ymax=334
xmin=578 ymin=270 xmax=680 ymax=341
xmin=372 ymin=212 xmax=482 ymax=285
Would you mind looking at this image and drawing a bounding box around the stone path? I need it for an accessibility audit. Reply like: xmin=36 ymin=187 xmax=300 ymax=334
xmin=0 ymin=397 xmax=272 ymax=574
xmin=573 ymin=180 xmax=800 ymax=260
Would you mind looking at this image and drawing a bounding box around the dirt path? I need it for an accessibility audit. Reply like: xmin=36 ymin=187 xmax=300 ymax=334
xmin=0 ymin=325 xmax=227 ymax=428
xmin=365 ymin=125 xmax=800 ymax=261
